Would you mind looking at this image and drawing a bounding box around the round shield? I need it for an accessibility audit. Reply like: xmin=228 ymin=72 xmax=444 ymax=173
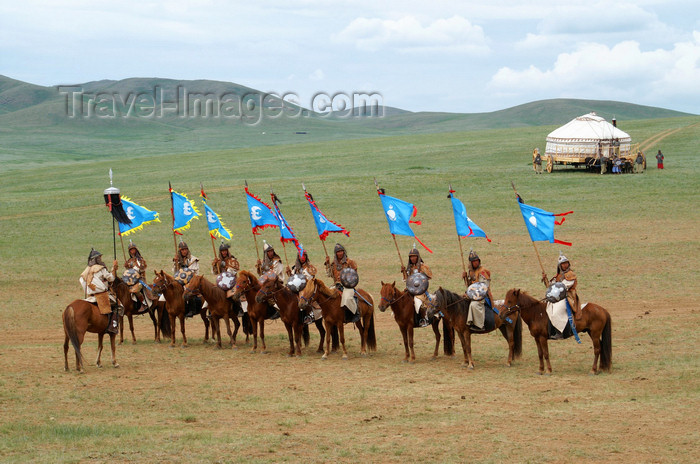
xmin=406 ymin=272 xmax=429 ymax=296
xmin=122 ymin=268 xmax=140 ymax=286
xmin=545 ymin=282 xmax=567 ymax=303
xmin=174 ymin=267 xmax=194 ymax=285
xmin=286 ymin=273 xmax=307 ymax=293
xmin=339 ymin=267 xmax=359 ymax=289
xmin=467 ymin=282 xmax=488 ymax=301
xmin=258 ymin=270 xmax=278 ymax=285
xmin=216 ymin=271 xmax=236 ymax=291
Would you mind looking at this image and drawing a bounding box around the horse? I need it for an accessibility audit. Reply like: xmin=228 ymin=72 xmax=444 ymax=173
xmin=114 ymin=277 xmax=169 ymax=344
xmin=298 ymin=278 xmax=376 ymax=360
xmin=63 ymin=280 xmax=124 ymax=372
xmin=430 ymin=287 xmax=522 ymax=369
xmin=152 ymin=270 xmax=208 ymax=347
xmin=502 ymin=289 xmax=612 ymax=375
xmin=378 ymin=281 xmax=454 ymax=363
xmin=230 ymin=269 xmax=283 ymax=354
xmin=184 ymin=273 xmax=245 ymax=349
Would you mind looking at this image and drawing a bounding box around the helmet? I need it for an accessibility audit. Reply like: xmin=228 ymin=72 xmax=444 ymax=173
xmin=263 ymin=240 xmax=274 ymax=252
xmin=334 ymin=243 xmax=346 ymax=254
xmin=219 ymin=242 xmax=231 ymax=252
xmin=87 ymin=248 xmax=102 ymax=264
xmin=408 ymin=247 xmax=420 ymax=257
xmin=558 ymin=252 xmax=569 ymax=265
xmin=128 ymin=240 xmax=138 ymax=251
xmin=179 ymin=241 xmax=189 ymax=250
xmin=468 ymin=249 xmax=480 ymax=262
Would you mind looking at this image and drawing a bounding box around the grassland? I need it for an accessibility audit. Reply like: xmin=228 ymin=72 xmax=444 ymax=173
xmin=0 ymin=115 xmax=699 ymax=463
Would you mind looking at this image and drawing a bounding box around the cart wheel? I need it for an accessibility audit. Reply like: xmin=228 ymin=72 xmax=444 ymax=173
xmin=546 ymin=156 xmax=553 ymax=173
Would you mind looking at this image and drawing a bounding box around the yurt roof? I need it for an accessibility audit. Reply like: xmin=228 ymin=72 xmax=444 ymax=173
xmin=546 ymin=112 xmax=631 ymax=142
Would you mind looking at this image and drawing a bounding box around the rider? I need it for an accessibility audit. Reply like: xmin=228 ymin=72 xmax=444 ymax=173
xmin=257 ymin=241 xmax=284 ymax=281
xmin=325 ymin=243 xmax=359 ymax=321
xmin=173 ymin=241 xmax=201 ymax=317
xmin=542 ymin=252 xmax=580 ymax=319
xmin=80 ymin=248 xmax=120 ymax=334
xmin=533 ymin=148 xmax=543 ymax=174
xmin=212 ymin=242 xmax=240 ymax=275
xmin=401 ymin=246 xmax=432 ymax=327
xmin=290 ymin=250 xmax=319 ymax=323
xmin=124 ymin=240 xmax=151 ymax=307
xmin=462 ymin=249 xmax=494 ymax=330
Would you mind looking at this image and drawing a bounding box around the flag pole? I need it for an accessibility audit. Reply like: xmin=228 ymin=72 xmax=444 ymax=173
xmin=375 ymin=178 xmax=405 ymax=273
xmin=119 ymin=234 xmax=127 ymax=263
xmin=168 ymin=181 xmax=178 ymax=257
xmin=303 ymin=182 xmax=331 ymax=272
xmin=511 ymin=181 xmax=548 ymax=285
xmin=201 ymin=182 xmax=218 ymax=261
xmin=271 ymin=187 xmax=291 ymax=270
xmin=245 ymin=181 xmax=262 ymax=270
xmin=450 ymin=184 xmax=468 ymax=285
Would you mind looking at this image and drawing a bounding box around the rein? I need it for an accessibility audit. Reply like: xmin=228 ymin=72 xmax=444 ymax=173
xmin=380 ymin=287 xmax=409 ymax=306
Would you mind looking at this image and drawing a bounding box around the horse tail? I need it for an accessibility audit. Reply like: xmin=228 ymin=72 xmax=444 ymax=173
xmin=366 ymin=313 xmax=377 ymax=352
xmin=242 ymin=312 xmax=253 ymax=336
xmin=63 ymin=305 xmax=83 ymax=367
xmin=442 ymin=317 xmax=455 ymax=356
xmin=513 ymin=313 xmax=523 ymax=359
xmin=159 ymin=304 xmax=172 ymax=337
xmin=302 ymin=323 xmax=310 ymax=347
xmin=331 ymin=325 xmax=339 ymax=351
xmin=599 ymin=310 xmax=612 ymax=372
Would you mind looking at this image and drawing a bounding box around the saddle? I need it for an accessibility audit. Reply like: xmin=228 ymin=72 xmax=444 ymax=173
xmin=547 ymin=319 xmax=574 ymax=340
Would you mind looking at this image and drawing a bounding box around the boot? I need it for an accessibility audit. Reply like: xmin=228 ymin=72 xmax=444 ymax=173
xmin=107 ymin=310 xmax=119 ymax=334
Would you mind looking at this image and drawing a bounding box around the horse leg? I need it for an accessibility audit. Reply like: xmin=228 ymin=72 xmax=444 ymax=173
xmin=285 ymin=322 xmax=295 ymax=357
xmin=590 ymin=330 xmax=601 ymax=375
xmin=407 ymin=325 xmax=416 ymax=363
xmin=539 ymin=336 xmax=552 ymax=374
xmin=316 ymin=320 xmax=326 ymax=353
xmin=96 ymin=332 xmax=104 ymax=368
xmin=431 ymin=320 xmax=441 ymax=360
xmin=110 ymin=333 xmax=119 ymax=368
xmin=213 ymin=316 xmax=222 ymax=349
xmin=201 ymin=311 xmax=210 ymax=343
xmin=534 ymin=336 xmax=545 ymax=374
xmin=339 ymin=323 xmax=348 ymax=360
xmin=119 ymin=314 xmax=124 ymax=345
xmin=293 ymin=322 xmax=303 ymax=357
xmin=148 ymin=305 xmax=158 ymax=342
xmin=169 ymin=313 xmax=177 ymax=347
xmin=398 ymin=325 xmax=410 ymax=363
xmin=180 ymin=315 xmax=187 ymax=347
xmin=465 ymin=331 xmax=475 ymax=369
xmin=63 ymin=333 xmax=70 ymax=372
xmin=250 ymin=318 xmax=258 ymax=354
xmin=355 ymin=320 xmax=366 ymax=356
xmin=506 ymin=326 xmax=514 ymax=367
xmin=456 ymin=330 xmax=469 ymax=367
xmin=230 ymin=315 xmax=240 ymax=348
xmin=224 ymin=316 xmax=234 ymax=348
xmin=322 ymin=320 xmax=331 ymax=359
xmin=259 ymin=320 xmax=267 ymax=354
xmin=128 ymin=314 xmax=136 ymax=344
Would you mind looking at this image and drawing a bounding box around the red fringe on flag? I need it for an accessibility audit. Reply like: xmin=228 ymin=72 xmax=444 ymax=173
xmin=554 ymin=239 xmax=572 ymax=246
xmin=554 ymin=211 xmax=573 ymax=226
xmin=415 ymin=235 xmax=433 ymax=253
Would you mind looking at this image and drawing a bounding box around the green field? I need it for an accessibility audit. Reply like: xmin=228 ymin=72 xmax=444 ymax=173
xmin=1 ymin=114 xmax=699 ymax=463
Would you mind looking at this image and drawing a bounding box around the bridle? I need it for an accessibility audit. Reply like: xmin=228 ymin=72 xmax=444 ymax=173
xmin=183 ymin=275 xmax=201 ymax=297
xmin=379 ymin=286 xmax=409 ymax=308
xmin=256 ymin=279 xmax=285 ymax=303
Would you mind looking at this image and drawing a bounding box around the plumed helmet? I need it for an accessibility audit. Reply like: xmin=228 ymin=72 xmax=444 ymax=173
xmin=408 ymin=246 xmax=420 ymax=257
xmin=87 ymin=248 xmax=102 ymax=264
xmin=263 ymin=240 xmax=274 ymax=252
xmin=468 ymin=249 xmax=480 ymax=262
xmin=334 ymin=243 xmax=346 ymax=254
xmin=219 ymin=242 xmax=231 ymax=252
xmin=179 ymin=241 xmax=189 ymax=250
xmin=128 ymin=240 xmax=138 ymax=251
xmin=558 ymin=252 xmax=569 ymax=265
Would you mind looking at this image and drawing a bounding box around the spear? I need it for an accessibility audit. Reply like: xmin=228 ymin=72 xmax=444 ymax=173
xmin=449 ymin=183 xmax=468 ymax=286
xmin=511 ymin=181 xmax=548 ymax=286
xmin=302 ymin=182 xmax=330 ymax=264
xmin=168 ymin=181 xmax=178 ymax=258
xmin=200 ymin=182 xmax=218 ymax=260
xmin=103 ymin=168 xmax=131 ymax=262
xmin=244 ymin=180 xmax=262 ymax=273
xmin=270 ymin=188 xmax=290 ymax=271
xmin=375 ymin=177 xmax=404 ymax=277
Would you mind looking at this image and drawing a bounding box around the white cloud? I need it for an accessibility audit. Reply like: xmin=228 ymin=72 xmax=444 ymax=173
xmin=333 ymin=15 xmax=489 ymax=54
xmin=489 ymin=33 xmax=700 ymax=105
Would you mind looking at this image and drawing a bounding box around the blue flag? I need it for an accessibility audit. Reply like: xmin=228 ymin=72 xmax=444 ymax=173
xmin=518 ymin=202 xmax=572 ymax=246
xmin=304 ymin=190 xmax=349 ymax=241
xmin=272 ymin=199 xmax=304 ymax=256
xmin=245 ymin=187 xmax=279 ymax=234
xmin=171 ymin=189 xmax=200 ymax=233
xmin=378 ymin=191 xmax=432 ymax=252
xmin=203 ymin=203 xmax=232 ymax=240
xmin=118 ymin=196 xmax=160 ymax=236
xmin=449 ymin=193 xmax=490 ymax=242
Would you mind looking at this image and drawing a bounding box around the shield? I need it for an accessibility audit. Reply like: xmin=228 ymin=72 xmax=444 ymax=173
xmin=545 ymin=282 xmax=567 ymax=303
xmin=216 ymin=271 xmax=236 ymax=291
xmin=259 ymin=270 xmax=278 ymax=285
xmin=174 ymin=267 xmax=195 ymax=285
xmin=406 ymin=272 xmax=429 ymax=296
xmin=122 ymin=268 xmax=140 ymax=286
xmin=467 ymin=281 xmax=488 ymax=301
xmin=339 ymin=267 xmax=359 ymax=289
xmin=287 ymin=273 xmax=307 ymax=293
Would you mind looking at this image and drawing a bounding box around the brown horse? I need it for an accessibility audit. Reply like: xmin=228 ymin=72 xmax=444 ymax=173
xmin=502 ymin=289 xmax=612 ymax=375
xmin=255 ymin=277 xmax=309 ymax=356
xmin=152 ymin=270 xmax=209 ymax=347
xmin=378 ymin=281 xmax=454 ymax=363
xmin=430 ymin=287 xmax=523 ymax=369
xmin=114 ymin=278 xmax=169 ymax=344
xmin=63 ymin=297 xmax=119 ymax=372
xmin=298 ymin=278 xmax=376 ymax=360
xmin=230 ymin=269 xmax=281 ymax=354
xmin=184 ymin=274 xmax=244 ymax=349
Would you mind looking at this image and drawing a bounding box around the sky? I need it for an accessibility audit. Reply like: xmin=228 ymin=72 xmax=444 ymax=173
xmin=1 ymin=0 xmax=699 ymax=114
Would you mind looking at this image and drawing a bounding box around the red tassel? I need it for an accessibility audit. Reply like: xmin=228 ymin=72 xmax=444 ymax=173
xmin=174 ymin=230 xmax=183 ymax=236
xmin=409 ymin=220 xmax=422 ymax=225
xmin=414 ymin=236 xmax=433 ymax=253
xmin=554 ymin=239 xmax=572 ymax=246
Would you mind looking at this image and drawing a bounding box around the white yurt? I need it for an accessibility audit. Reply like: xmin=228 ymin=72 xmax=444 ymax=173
xmin=545 ymin=112 xmax=632 ymax=162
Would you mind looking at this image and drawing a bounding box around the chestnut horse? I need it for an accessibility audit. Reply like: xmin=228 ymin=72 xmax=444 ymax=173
xmin=114 ymin=279 xmax=169 ymax=344
xmin=230 ymin=269 xmax=281 ymax=354
xmin=152 ymin=270 xmax=208 ymax=347
xmin=298 ymin=278 xmax=376 ymax=360
xmin=184 ymin=274 xmax=245 ymax=349
xmin=62 ymin=278 xmax=128 ymax=372
xmin=502 ymin=289 xmax=611 ymax=375
xmin=430 ymin=288 xmax=522 ymax=369
xmin=255 ymin=277 xmax=310 ymax=356
xmin=378 ymin=281 xmax=454 ymax=363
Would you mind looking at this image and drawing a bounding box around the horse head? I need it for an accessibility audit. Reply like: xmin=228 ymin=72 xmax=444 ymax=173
xmin=378 ymin=281 xmax=398 ymax=312
xmin=298 ymin=277 xmax=316 ymax=310
xmin=255 ymin=276 xmax=279 ymax=304
xmin=151 ymin=270 xmax=169 ymax=297
xmin=184 ymin=274 xmax=203 ymax=299
xmin=231 ymin=270 xmax=255 ymax=301
xmin=501 ymin=289 xmax=523 ymax=320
